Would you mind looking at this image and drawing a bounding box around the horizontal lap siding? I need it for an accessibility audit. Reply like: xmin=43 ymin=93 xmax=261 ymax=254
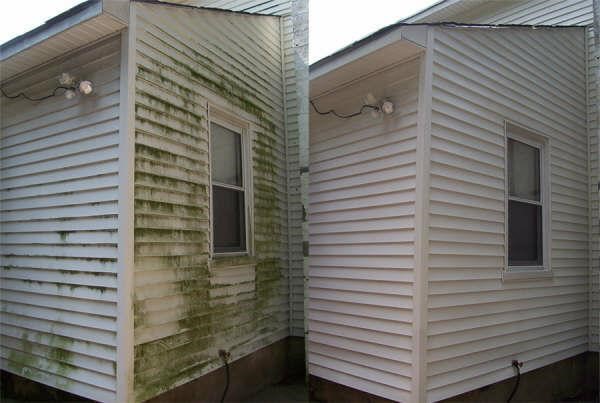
xmin=308 ymin=58 xmax=421 ymax=402
xmin=185 ymin=0 xmax=291 ymax=14
xmin=427 ymin=27 xmax=588 ymax=402
xmin=132 ymin=3 xmax=287 ymax=401
xmin=467 ymin=0 xmax=599 ymax=354
xmin=0 ymin=36 xmax=121 ymax=401
xmin=479 ymin=0 xmax=592 ymax=26
xmin=187 ymin=0 xmax=308 ymax=337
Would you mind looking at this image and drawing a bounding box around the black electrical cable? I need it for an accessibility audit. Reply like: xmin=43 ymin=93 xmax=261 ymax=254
xmin=507 ymin=360 xmax=522 ymax=403
xmin=310 ymin=99 xmax=379 ymax=119
xmin=220 ymin=358 xmax=230 ymax=403
xmin=0 ymin=86 xmax=74 ymax=102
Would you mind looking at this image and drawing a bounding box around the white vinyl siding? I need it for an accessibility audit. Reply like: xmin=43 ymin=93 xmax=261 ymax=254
xmin=426 ymin=26 xmax=588 ymax=402
xmin=0 ymin=35 xmax=122 ymax=402
xmin=474 ymin=0 xmax=599 ymax=357
xmin=476 ymin=0 xmax=592 ymax=26
xmin=308 ymin=58 xmax=421 ymax=402
xmin=413 ymin=0 xmax=598 ymax=354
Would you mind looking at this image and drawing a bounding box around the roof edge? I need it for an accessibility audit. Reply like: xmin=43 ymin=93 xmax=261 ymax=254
xmin=310 ymin=22 xmax=583 ymax=72
xmin=0 ymin=0 xmax=102 ymax=61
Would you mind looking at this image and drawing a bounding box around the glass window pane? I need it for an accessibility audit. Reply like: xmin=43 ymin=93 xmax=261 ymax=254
xmin=508 ymin=200 xmax=542 ymax=266
xmin=508 ymin=138 xmax=540 ymax=201
xmin=213 ymin=186 xmax=245 ymax=253
xmin=211 ymin=122 xmax=242 ymax=186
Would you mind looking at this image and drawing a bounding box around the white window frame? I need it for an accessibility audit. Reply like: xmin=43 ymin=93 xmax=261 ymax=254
xmin=208 ymin=106 xmax=254 ymax=257
xmin=503 ymin=121 xmax=552 ymax=281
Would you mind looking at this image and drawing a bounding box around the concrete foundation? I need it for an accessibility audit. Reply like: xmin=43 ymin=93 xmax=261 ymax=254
xmin=310 ymin=352 xmax=599 ymax=403
xmin=0 ymin=370 xmax=90 ymax=402
xmin=147 ymin=336 xmax=305 ymax=402
xmin=309 ymin=375 xmax=395 ymax=403
xmin=443 ymin=352 xmax=598 ymax=403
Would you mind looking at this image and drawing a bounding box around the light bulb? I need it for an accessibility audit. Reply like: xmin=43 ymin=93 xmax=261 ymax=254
xmin=381 ymin=101 xmax=394 ymax=115
xmin=64 ymin=89 xmax=76 ymax=100
xmin=78 ymin=80 xmax=93 ymax=95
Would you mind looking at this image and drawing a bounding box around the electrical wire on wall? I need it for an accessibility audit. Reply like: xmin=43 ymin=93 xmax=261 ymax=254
xmin=310 ymin=98 xmax=394 ymax=119
xmin=1 ymin=86 xmax=75 ymax=102
xmin=218 ymin=349 xmax=231 ymax=403
xmin=507 ymin=360 xmax=523 ymax=403
xmin=0 ymin=73 xmax=94 ymax=102
xmin=310 ymin=99 xmax=380 ymax=119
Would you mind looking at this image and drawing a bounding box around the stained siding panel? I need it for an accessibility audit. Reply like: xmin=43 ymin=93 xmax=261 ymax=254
xmin=427 ymin=26 xmax=588 ymax=402
xmin=308 ymin=58 xmax=421 ymax=402
xmin=0 ymin=36 xmax=121 ymax=401
xmin=165 ymin=0 xmax=308 ymax=337
xmin=132 ymin=3 xmax=289 ymax=401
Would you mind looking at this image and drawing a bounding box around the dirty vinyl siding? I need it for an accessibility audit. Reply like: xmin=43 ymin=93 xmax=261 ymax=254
xmin=132 ymin=3 xmax=287 ymax=400
xmin=180 ymin=0 xmax=307 ymax=336
xmin=308 ymin=58 xmax=421 ymax=402
xmin=0 ymin=35 xmax=121 ymax=401
xmin=426 ymin=27 xmax=588 ymax=402
xmin=452 ymin=0 xmax=599 ymax=353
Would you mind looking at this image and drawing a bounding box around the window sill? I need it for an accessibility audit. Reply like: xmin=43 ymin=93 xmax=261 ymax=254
xmin=502 ymin=269 xmax=553 ymax=282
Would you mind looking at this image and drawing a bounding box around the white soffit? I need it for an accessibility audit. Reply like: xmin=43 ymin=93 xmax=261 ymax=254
xmin=0 ymin=0 xmax=127 ymax=82
xmin=310 ymin=26 xmax=426 ymax=99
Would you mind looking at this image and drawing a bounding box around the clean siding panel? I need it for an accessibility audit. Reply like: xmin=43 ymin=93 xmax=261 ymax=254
xmin=132 ymin=3 xmax=288 ymax=401
xmin=183 ymin=0 xmax=308 ymax=337
xmin=308 ymin=58 xmax=421 ymax=402
xmin=426 ymin=26 xmax=588 ymax=402
xmin=411 ymin=0 xmax=598 ymax=354
xmin=478 ymin=0 xmax=592 ymax=26
xmin=450 ymin=0 xmax=599 ymax=353
xmin=183 ymin=0 xmax=291 ymax=14
xmin=0 ymin=35 xmax=121 ymax=402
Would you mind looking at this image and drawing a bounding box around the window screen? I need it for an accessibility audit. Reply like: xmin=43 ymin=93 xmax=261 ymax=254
xmin=211 ymin=122 xmax=246 ymax=253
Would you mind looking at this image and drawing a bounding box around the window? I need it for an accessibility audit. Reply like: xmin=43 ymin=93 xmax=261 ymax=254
xmin=210 ymin=117 xmax=249 ymax=254
xmin=505 ymin=123 xmax=550 ymax=274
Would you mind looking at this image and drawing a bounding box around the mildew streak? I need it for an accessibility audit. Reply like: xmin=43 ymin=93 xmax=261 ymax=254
xmin=132 ymin=5 xmax=288 ymax=401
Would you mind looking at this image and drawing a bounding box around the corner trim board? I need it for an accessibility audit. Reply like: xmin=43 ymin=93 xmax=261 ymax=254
xmin=411 ymin=26 xmax=434 ymax=403
xmin=115 ymin=4 xmax=136 ymax=402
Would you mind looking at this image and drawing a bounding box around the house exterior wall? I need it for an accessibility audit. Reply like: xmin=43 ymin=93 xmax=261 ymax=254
xmin=130 ymin=2 xmax=289 ymax=401
xmin=164 ymin=0 xmax=309 ymax=338
xmin=426 ymin=26 xmax=588 ymax=402
xmin=411 ymin=0 xmax=599 ymax=354
xmin=308 ymin=57 xmax=422 ymax=402
xmin=467 ymin=0 xmax=599 ymax=357
xmin=0 ymin=35 xmax=122 ymax=402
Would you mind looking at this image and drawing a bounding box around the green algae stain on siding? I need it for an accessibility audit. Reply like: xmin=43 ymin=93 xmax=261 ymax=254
xmin=132 ymin=4 xmax=287 ymax=401
xmin=7 ymin=333 xmax=75 ymax=390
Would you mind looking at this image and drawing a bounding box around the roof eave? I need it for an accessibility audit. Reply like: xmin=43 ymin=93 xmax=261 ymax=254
xmin=310 ymin=25 xmax=427 ymax=100
xmin=0 ymin=0 xmax=103 ymax=61
xmin=0 ymin=0 xmax=129 ymax=83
